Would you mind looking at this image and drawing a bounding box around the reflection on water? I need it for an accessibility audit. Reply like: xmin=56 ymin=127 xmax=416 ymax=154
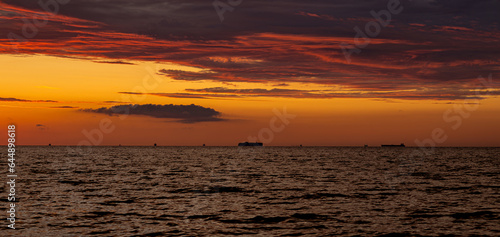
xmin=1 ymin=147 xmax=499 ymax=236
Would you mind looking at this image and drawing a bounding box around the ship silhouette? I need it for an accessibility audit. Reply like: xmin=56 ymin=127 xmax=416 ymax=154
xmin=381 ymin=143 xmax=405 ymax=147
xmin=238 ymin=142 xmax=263 ymax=147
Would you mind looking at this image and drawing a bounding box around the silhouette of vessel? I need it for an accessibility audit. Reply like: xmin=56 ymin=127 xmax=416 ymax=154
xmin=238 ymin=142 xmax=263 ymax=146
xmin=381 ymin=143 xmax=405 ymax=147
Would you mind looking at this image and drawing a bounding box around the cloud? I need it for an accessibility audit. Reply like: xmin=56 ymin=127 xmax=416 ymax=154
xmin=36 ymin=124 xmax=48 ymax=130
xmin=92 ymin=60 xmax=136 ymax=65
xmin=0 ymin=97 xmax=57 ymax=102
xmin=51 ymin=106 xmax=78 ymax=109
xmin=0 ymin=97 xmax=29 ymax=102
xmin=118 ymin=91 xmax=240 ymax=99
xmin=81 ymin=104 xmax=223 ymax=123
xmin=102 ymin=101 xmax=128 ymax=104
xmin=118 ymin=92 xmax=144 ymax=95
xmin=0 ymin=1 xmax=499 ymax=100
xmin=120 ymin=83 xmax=497 ymax=100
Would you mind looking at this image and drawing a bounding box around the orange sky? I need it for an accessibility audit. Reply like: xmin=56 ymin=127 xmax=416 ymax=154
xmin=1 ymin=54 xmax=498 ymax=146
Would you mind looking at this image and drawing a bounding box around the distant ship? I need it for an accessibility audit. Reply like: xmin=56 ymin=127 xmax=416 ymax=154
xmin=381 ymin=143 xmax=405 ymax=147
xmin=238 ymin=142 xmax=263 ymax=147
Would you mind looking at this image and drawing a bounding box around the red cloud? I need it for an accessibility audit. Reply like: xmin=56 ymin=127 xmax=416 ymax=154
xmin=1 ymin=2 xmax=499 ymax=101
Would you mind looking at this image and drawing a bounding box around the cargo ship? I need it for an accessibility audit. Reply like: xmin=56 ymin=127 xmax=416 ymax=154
xmin=381 ymin=143 xmax=405 ymax=147
xmin=238 ymin=142 xmax=263 ymax=146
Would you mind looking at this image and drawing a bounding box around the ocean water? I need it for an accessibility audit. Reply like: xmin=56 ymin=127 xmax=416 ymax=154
xmin=1 ymin=146 xmax=499 ymax=236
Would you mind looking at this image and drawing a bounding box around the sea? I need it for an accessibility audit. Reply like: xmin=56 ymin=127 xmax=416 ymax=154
xmin=1 ymin=146 xmax=499 ymax=236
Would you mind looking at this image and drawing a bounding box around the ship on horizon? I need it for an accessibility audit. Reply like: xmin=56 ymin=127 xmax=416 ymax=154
xmin=381 ymin=143 xmax=405 ymax=147
xmin=238 ymin=142 xmax=263 ymax=147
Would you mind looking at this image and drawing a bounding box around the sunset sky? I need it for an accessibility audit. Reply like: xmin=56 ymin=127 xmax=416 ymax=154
xmin=1 ymin=0 xmax=499 ymax=146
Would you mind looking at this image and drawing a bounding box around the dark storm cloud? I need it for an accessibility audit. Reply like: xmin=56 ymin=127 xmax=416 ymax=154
xmin=5 ymin=0 xmax=499 ymax=39
xmin=82 ymin=104 xmax=223 ymax=123
xmin=1 ymin=0 xmax=499 ymax=100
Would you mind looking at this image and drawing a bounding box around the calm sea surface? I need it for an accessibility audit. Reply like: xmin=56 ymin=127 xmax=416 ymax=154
xmin=1 ymin=147 xmax=499 ymax=236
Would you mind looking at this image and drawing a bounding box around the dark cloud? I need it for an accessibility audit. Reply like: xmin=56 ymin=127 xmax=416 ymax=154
xmin=118 ymin=92 xmax=144 ymax=95
xmin=51 ymin=106 xmax=78 ymax=109
xmin=0 ymin=97 xmax=29 ymax=102
xmin=92 ymin=60 xmax=136 ymax=65
xmin=103 ymin=101 xmax=128 ymax=104
xmin=36 ymin=124 xmax=48 ymax=130
xmin=0 ymin=97 xmax=57 ymax=102
xmin=152 ymin=93 xmax=240 ymax=99
xmin=82 ymin=104 xmax=224 ymax=123
xmin=4 ymin=0 xmax=498 ymax=38
xmin=5 ymin=0 xmax=499 ymax=39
